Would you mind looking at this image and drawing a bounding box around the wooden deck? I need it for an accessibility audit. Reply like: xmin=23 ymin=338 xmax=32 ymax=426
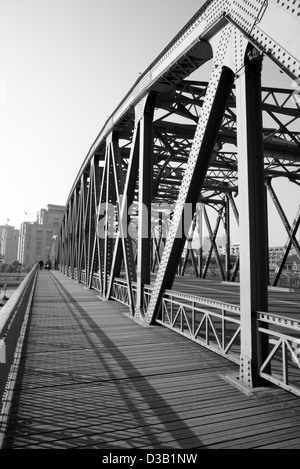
xmin=1 ymin=270 xmax=300 ymax=449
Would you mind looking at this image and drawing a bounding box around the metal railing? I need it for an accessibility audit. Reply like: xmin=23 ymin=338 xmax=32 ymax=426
xmin=156 ymin=289 xmax=241 ymax=364
xmin=257 ymin=312 xmax=300 ymax=397
xmin=0 ymin=264 xmax=38 ymax=415
xmin=63 ymin=271 xmax=300 ymax=396
xmin=110 ymin=278 xmax=153 ymax=309
xmin=111 ymin=277 xmax=241 ymax=364
xmin=110 ymin=277 xmax=300 ymax=395
xmin=91 ymin=273 xmax=101 ymax=292
xmin=110 ymin=278 xmax=131 ymax=305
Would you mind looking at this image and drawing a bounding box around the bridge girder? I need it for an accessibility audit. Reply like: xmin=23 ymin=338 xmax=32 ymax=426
xmin=58 ymin=0 xmax=300 ymax=391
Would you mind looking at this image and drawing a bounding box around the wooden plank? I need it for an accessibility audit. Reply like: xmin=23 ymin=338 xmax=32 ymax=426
xmin=2 ymin=270 xmax=300 ymax=449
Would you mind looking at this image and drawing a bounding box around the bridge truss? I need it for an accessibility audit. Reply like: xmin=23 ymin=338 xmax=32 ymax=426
xmin=58 ymin=0 xmax=300 ymax=395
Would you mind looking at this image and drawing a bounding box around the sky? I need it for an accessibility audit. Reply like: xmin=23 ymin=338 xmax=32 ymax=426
xmin=0 ymin=0 xmax=205 ymax=226
xmin=0 ymin=0 xmax=298 ymax=247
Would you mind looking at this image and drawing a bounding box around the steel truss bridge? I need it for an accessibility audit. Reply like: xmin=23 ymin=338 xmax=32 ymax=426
xmin=57 ymin=1 xmax=300 ymax=396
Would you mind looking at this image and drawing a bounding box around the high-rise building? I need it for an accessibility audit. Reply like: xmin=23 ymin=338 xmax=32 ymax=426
xmin=18 ymin=204 xmax=65 ymax=267
xmin=36 ymin=204 xmax=65 ymax=227
xmin=0 ymin=225 xmax=7 ymax=255
xmin=0 ymin=225 xmax=19 ymax=264
xmin=18 ymin=222 xmax=53 ymax=266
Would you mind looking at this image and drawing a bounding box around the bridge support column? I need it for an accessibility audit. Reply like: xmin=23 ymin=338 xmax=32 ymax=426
xmin=135 ymin=94 xmax=156 ymax=319
xmin=224 ymin=195 xmax=231 ymax=281
xmin=236 ymin=46 xmax=269 ymax=388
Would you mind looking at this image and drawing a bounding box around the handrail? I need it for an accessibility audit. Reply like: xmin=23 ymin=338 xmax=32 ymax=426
xmin=0 ymin=264 xmax=38 ymax=421
xmin=111 ymin=277 xmax=241 ymax=364
xmin=111 ymin=277 xmax=300 ymax=395
xmin=257 ymin=311 xmax=300 ymax=396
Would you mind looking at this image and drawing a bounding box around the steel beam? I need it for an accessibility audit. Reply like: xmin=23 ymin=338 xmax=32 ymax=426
xmin=224 ymin=195 xmax=231 ymax=281
xmin=180 ymin=213 xmax=198 ymax=277
xmin=135 ymin=94 xmax=156 ymax=318
xmin=266 ymin=178 xmax=300 ymax=285
xmin=106 ymin=124 xmax=140 ymax=307
xmin=236 ymin=46 xmax=270 ymax=388
xmin=111 ymin=132 xmax=136 ymax=313
xmin=145 ymin=63 xmax=235 ymax=324
xmin=202 ymin=205 xmax=225 ymax=280
xmin=86 ymin=158 xmax=95 ymax=287
xmin=87 ymin=155 xmax=102 ymax=288
xmin=197 ymin=203 xmax=204 ymax=278
xmin=96 ymin=141 xmax=113 ymax=298
xmin=228 ymin=192 xmax=240 ymax=282
xmin=71 ymin=189 xmax=79 ymax=278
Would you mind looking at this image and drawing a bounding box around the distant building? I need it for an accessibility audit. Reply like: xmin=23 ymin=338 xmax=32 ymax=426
xmin=230 ymin=242 xmax=239 ymax=256
xmin=0 ymin=225 xmax=19 ymax=264
xmin=36 ymin=204 xmax=65 ymax=227
xmin=0 ymin=225 xmax=7 ymax=254
xmin=17 ymin=204 xmax=65 ymax=267
xmin=269 ymin=245 xmax=285 ymax=271
xmin=285 ymin=254 xmax=300 ymax=273
xmin=18 ymin=222 xmax=54 ymax=266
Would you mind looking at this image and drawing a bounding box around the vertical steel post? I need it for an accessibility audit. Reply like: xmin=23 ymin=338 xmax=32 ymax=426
xmin=88 ymin=154 xmax=101 ymax=289
xmin=87 ymin=158 xmax=95 ymax=287
xmin=135 ymin=94 xmax=156 ymax=317
xmin=110 ymin=132 xmax=136 ymax=313
xmin=78 ymin=173 xmax=89 ymax=283
xmin=236 ymin=46 xmax=269 ymax=388
xmin=224 ymin=195 xmax=231 ymax=281
xmin=228 ymin=192 xmax=240 ymax=282
xmin=102 ymin=146 xmax=111 ymax=298
xmin=202 ymin=206 xmax=225 ymax=280
xmin=197 ymin=203 xmax=203 ymax=278
xmin=106 ymin=124 xmax=140 ymax=302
